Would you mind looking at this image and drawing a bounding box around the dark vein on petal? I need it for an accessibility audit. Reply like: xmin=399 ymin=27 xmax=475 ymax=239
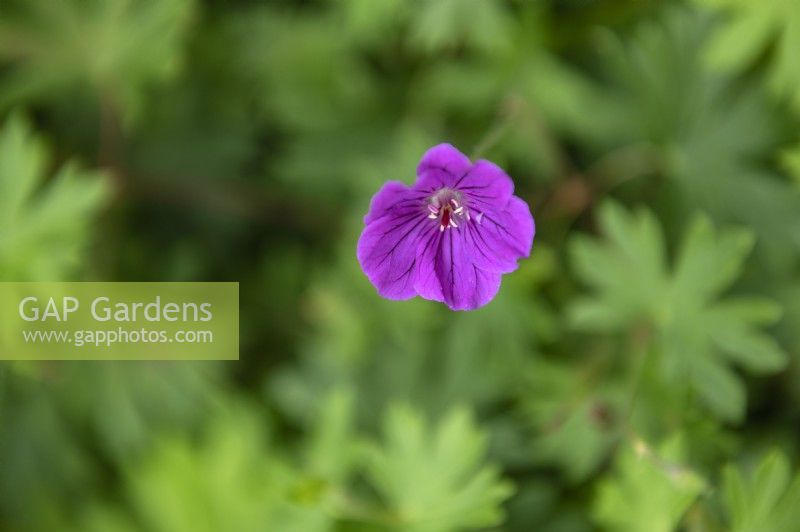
xmin=453 ymin=168 xmax=472 ymax=188
xmin=483 ymin=213 xmax=519 ymax=242
xmin=449 ymin=231 xmax=455 ymax=301
xmin=465 ymin=192 xmax=498 ymax=200
xmin=465 ymin=223 xmax=497 ymax=266
xmin=457 ymin=184 xmax=491 ymax=190
xmin=425 ymin=164 xmax=456 ymax=179
xmin=378 ymin=212 xmax=423 ymax=237
xmin=475 ymin=219 xmax=516 ymax=257
xmin=391 ymin=258 xmax=416 ymax=284
xmin=373 ymin=217 xmax=427 ymax=268
xmin=417 ymin=228 xmax=442 ymax=295
xmin=473 ymin=266 xmax=479 ymax=308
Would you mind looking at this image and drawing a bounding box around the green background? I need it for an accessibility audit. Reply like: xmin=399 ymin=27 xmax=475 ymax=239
xmin=1 ymin=0 xmax=800 ymax=530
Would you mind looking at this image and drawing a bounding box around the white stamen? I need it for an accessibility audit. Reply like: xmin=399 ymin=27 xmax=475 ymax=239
xmin=449 ymin=219 xmax=458 ymax=228
xmin=451 ymin=199 xmax=459 ymax=208
xmin=439 ymin=225 xmax=445 ymax=232
xmin=476 ymin=212 xmax=484 ymax=224
xmin=428 ymin=204 xmax=439 ymax=214
xmin=453 ymin=206 xmax=464 ymax=214
xmin=428 ymin=213 xmax=437 ymax=219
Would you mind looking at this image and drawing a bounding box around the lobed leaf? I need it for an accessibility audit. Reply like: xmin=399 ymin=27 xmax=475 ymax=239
xmin=361 ymin=404 xmax=514 ymax=532
xmin=721 ymin=450 xmax=800 ymax=532
xmin=0 ymin=113 xmax=108 ymax=280
xmin=570 ymin=201 xmax=788 ymax=422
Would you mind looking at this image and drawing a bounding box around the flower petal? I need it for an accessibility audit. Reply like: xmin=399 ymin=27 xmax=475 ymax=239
xmin=364 ymin=180 xmax=426 ymax=225
xmin=414 ymin=229 xmax=444 ymax=302
xmin=500 ymin=195 xmax=535 ymax=259
xmin=456 ymin=160 xmax=514 ymax=212
xmin=357 ymin=211 xmax=429 ymax=300
xmin=434 ymin=229 xmax=502 ymax=310
xmin=463 ymin=196 xmax=535 ymax=273
xmin=414 ymin=143 xmax=472 ymax=191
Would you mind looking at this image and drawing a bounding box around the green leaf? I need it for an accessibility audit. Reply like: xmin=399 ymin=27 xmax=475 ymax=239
xmin=521 ymin=360 xmax=625 ymax=482
xmin=225 ymin=7 xmax=373 ymax=134
xmin=593 ymin=436 xmax=706 ymax=532
xmin=597 ymin=7 xmax=800 ymax=272
xmin=670 ymin=216 xmax=754 ymax=308
xmin=338 ymin=0 xmax=410 ymax=45
xmin=690 ymin=356 xmax=745 ymax=423
xmin=570 ymin=202 xmax=788 ymax=422
xmin=118 ymin=405 xmax=332 ymax=532
xmin=304 ymin=387 xmax=356 ymax=483
xmin=0 ymin=0 xmax=194 ymax=120
xmin=361 ymin=404 xmax=513 ymax=531
xmin=705 ymin=299 xmax=787 ymax=373
xmin=569 ymin=203 xmax=666 ymax=331
xmin=782 ymin=142 xmax=800 ymax=185
xmin=409 ymin=0 xmax=513 ymax=54
xmin=695 ymin=0 xmax=800 ymax=112
xmin=0 ymin=113 xmax=108 ymax=280
xmin=721 ymin=450 xmax=800 ymax=532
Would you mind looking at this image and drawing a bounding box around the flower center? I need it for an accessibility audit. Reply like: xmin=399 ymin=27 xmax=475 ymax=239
xmin=427 ymin=190 xmax=468 ymax=232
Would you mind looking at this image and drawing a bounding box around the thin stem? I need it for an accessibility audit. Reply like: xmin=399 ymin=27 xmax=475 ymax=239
xmin=620 ymin=323 xmax=654 ymax=439
xmin=471 ymin=120 xmax=511 ymax=161
xmin=470 ymin=97 xmax=521 ymax=160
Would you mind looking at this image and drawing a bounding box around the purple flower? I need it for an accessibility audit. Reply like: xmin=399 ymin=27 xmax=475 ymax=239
xmin=357 ymin=143 xmax=535 ymax=311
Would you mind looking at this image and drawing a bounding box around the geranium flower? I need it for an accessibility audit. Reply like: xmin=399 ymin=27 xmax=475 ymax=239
xmin=357 ymin=143 xmax=535 ymax=310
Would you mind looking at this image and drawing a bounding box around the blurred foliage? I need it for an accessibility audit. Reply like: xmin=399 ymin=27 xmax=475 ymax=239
xmin=0 ymin=113 xmax=108 ymax=280
xmin=570 ymin=202 xmax=787 ymax=422
xmin=0 ymin=0 xmax=799 ymax=531
xmin=594 ymin=436 xmax=706 ymax=532
xmin=361 ymin=404 xmax=513 ymax=531
xmin=721 ymin=450 xmax=800 ymax=532
xmin=0 ymin=0 xmax=194 ymax=122
xmin=695 ymin=0 xmax=800 ymax=112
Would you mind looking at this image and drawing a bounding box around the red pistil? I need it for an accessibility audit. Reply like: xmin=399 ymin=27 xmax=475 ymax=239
xmin=440 ymin=206 xmax=451 ymax=229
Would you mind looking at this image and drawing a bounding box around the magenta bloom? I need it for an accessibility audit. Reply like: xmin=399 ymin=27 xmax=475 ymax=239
xmin=357 ymin=144 xmax=535 ymax=311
